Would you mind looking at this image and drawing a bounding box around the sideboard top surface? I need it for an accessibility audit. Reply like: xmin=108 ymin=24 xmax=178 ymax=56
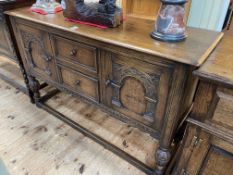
xmin=6 ymin=7 xmax=223 ymax=67
xmin=195 ymin=32 xmax=233 ymax=87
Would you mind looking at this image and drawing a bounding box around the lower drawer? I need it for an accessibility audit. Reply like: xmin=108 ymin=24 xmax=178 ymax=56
xmin=57 ymin=65 xmax=99 ymax=102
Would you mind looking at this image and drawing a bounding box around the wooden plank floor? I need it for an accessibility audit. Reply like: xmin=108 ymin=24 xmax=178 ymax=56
xmin=0 ymin=56 xmax=26 ymax=89
xmin=0 ymin=72 xmax=158 ymax=174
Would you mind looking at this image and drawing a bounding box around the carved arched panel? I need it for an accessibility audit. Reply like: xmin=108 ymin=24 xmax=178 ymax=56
xmin=107 ymin=62 xmax=160 ymax=123
xmin=18 ymin=25 xmax=57 ymax=81
xmin=120 ymin=77 xmax=147 ymax=115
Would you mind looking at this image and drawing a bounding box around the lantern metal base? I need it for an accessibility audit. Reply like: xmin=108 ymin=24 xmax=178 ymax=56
xmin=151 ymin=31 xmax=187 ymax=42
xmin=161 ymin=0 xmax=187 ymax=5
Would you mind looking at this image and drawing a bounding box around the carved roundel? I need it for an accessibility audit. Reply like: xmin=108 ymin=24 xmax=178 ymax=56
xmin=120 ymin=77 xmax=147 ymax=115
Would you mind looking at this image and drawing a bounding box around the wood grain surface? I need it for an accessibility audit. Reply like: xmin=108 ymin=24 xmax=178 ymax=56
xmin=0 ymin=78 xmax=158 ymax=175
xmin=195 ymin=32 xmax=233 ymax=87
xmin=0 ymin=56 xmax=25 ymax=88
xmin=5 ymin=7 xmax=223 ymax=66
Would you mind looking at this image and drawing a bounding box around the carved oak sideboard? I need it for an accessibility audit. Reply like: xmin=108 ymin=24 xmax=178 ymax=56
xmin=6 ymin=7 xmax=223 ymax=175
xmin=172 ymin=33 xmax=233 ymax=175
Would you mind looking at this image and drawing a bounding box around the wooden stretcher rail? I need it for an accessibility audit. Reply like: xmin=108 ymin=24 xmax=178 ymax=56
xmin=36 ymin=97 xmax=155 ymax=175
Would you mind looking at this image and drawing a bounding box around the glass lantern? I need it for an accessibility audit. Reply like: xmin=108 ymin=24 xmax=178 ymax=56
xmin=151 ymin=0 xmax=188 ymax=42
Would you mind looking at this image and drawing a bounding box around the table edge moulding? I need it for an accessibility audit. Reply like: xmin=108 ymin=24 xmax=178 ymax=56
xmin=194 ymin=33 xmax=233 ymax=88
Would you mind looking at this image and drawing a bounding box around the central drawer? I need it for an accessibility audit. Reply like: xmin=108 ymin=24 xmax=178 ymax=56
xmin=57 ymin=65 xmax=99 ymax=102
xmin=51 ymin=35 xmax=98 ymax=74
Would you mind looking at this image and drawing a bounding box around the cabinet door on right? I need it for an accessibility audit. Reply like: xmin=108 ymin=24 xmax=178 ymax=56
xmin=172 ymin=124 xmax=233 ymax=175
xmin=101 ymin=51 xmax=174 ymax=131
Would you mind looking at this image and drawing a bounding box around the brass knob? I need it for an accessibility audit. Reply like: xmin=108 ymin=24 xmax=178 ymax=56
xmin=105 ymin=79 xmax=111 ymax=86
xmin=76 ymin=80 xmax=81 ymax=86
xmin=70 ymin=49 xmax=77 ymax=56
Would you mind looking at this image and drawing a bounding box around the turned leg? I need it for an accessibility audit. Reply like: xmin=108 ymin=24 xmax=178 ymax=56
xmin=28 ymin=76 xmax=40 ymax=103
xmin=17 ymin=58 xmax=35 ymax=103
xmin=154 ymin=147 xmax=171 ymax=175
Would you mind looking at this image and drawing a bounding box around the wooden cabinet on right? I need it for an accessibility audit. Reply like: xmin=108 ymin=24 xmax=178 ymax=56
xmin=171 ymin=32 xmax=233 ymax=175
xmin=173 ymin=123 xmax=233 ymax=175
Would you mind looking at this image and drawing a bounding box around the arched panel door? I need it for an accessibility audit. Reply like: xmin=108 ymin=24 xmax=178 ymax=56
xmin=101 ymin=51 xmax=174 ymax=132
xmin=17 ymin=24 xmax=58 ymax=82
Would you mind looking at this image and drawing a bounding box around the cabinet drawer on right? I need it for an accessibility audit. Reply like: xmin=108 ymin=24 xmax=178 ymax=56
xmin=208 ymin=88 xmax=233 ymax=129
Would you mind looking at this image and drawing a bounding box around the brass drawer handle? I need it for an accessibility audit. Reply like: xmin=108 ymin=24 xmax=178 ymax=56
xmin=76 ymin=80 xmax=81 ymax=86
xmin=70 ymin=49 xmax=77 ymax=56
xmin=105 ymin=79 xmax=111 ymax=86
xmin=105 ymin=79 xmax=120 ymax=88
xmin=145 ymin=96 xmax=157 ymax=104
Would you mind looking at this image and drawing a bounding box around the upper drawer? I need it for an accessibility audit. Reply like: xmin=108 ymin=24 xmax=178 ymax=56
xmin=51 ymin=35 xmax=98 ymax=73
xmin=208 ymin=88 xmax=233 ymax=130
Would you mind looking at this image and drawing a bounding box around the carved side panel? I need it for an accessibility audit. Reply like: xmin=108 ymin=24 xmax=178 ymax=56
xmin=18 ymin=25 xmax=57 ymax=81
xmin=0 ymin=13 xmax=16 ymax=60
xmin=0 ymin=14 xmax=6 ymax=47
